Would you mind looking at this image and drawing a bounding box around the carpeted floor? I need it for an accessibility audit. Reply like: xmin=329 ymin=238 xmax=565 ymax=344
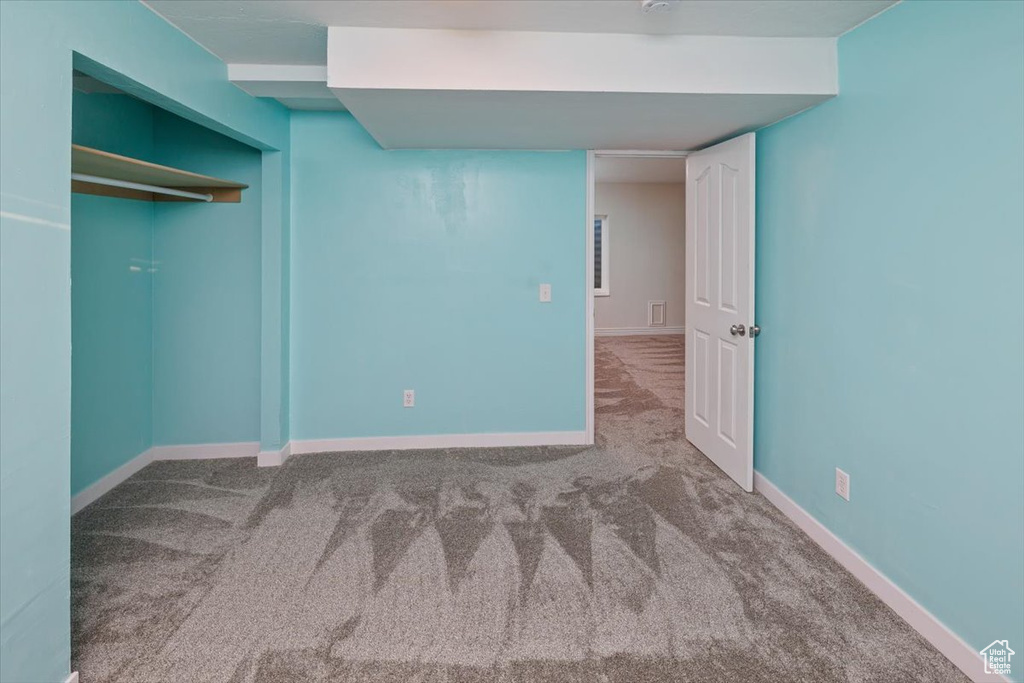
xmin=71 ymin=335 xmax=968 ymax=682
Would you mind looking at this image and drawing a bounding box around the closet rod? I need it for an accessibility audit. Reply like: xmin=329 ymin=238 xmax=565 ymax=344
xmin=71 ymin=173 xmax=214 ymax=202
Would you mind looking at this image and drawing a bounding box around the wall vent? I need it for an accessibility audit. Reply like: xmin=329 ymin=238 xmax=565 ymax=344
xmin=648 ymin=301 xmax=667 ymax=327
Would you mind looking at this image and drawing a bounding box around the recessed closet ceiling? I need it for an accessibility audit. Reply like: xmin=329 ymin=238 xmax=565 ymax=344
xmin=143 ymin=0 xmax=896 ymax=65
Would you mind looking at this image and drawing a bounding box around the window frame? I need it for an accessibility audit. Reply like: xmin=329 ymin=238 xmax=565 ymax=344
xmin=594 ymin=214 xmax=610 ymax=297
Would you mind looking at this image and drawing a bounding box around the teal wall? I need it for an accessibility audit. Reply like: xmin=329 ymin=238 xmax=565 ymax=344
xmin=755 ymin=0 xmax=1024 ymax=663
xmin=71 ymin=92 xmax=155 ymax=496
xmin=264 ymin=150 xmax=292 ymax=450
xmin=0 ymin=2 xmax=288 ymax=680
xmin=69 ymin=92 xmax=264 ymax=499
xmin=290 ymin=113 xmax=586 ymax=440
xmin=152 ymin=112 xmax=263 ymax=446
xmin=72 ymin=91 xmax=155 ymax=160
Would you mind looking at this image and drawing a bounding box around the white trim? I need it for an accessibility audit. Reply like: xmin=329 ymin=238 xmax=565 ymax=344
xmin=592 ymin=150 xmax=691 ymax=158
xmin=148 ymin=441 xmax=259 ymax=461
xmin=71 ymin=448 xmax=155 ymax=514
xmin=596 ymin=326 xmax=685 ymax=337
xmin=754 ymin=472 xmax=1008 ymax=683
xmin=64 ymin=672 xmax=79 ymax=683
xmin=290 ymin=431 xmax=588 ymax=456
xmin=72 ymin=441 xmax=263 ymax=514
xmin=258 ymin=442 xmax=292 ymax=468
xmin=585 ymin=151 xmax=596 ymax=446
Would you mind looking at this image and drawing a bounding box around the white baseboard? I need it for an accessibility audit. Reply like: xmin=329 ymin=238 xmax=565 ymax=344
xmin=148 ymin=441 xmax=259 ymax=461
xmin=71 ymin=448 xmax=155 ymax=514
xmin=72 ymin=441 xmax=260 ymax=515
xmin=64 ymin=672 xmax=79 ymax=683
xmin=754 ymin=472 xmax=1007 ymax=683
xmin=595 ymin=326 xmax=685 ymax=337
xmin=258 ymin=441 xmax=292 ymax=468
xmin=289 ymin=431 xmax=588 ymax=456
xmin=72 ymin=433 xmax=587 ymax=510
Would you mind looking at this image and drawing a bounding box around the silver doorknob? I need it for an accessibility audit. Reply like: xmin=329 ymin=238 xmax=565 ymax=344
xmin=750 ymin=324 xmax=761 ymax=338
xmin=730 ymin=324 xmax=746 ymax=337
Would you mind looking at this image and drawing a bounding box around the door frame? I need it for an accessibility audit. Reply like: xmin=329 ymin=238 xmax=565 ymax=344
xmin=585 ymin=149 xmax=691 ymax=444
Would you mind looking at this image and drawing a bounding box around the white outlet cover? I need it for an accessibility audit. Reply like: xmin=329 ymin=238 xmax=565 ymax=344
xmin=403 ymin=389 xmax=415 ymax=407
xmin=835 ymin=468 xmax=850 ymax=501
xmin=539 ymin=283 xmax=552 ymax=302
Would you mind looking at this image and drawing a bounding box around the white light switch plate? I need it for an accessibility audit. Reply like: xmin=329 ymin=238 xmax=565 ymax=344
xmin=539 ymin=283 xmax=552 ymax=302
xmin=835 ymin=468 xmax=850 ymax=501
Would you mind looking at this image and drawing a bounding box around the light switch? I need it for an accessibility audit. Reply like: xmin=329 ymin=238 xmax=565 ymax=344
xmin=539 ymin=283 xmax=552 ymax=302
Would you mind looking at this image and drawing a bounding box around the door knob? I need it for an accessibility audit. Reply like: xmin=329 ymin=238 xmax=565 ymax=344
xmin=730 ymin=324 xmax=746 ymax=337
xmin=750 ymin=324 xmax=761 ymax=338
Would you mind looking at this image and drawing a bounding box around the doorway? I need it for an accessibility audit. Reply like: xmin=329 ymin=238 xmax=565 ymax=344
xmin=586 ymin=138 xmax=757 ymax=491
xmin=587 ymin=151 xmax=688 ymax=453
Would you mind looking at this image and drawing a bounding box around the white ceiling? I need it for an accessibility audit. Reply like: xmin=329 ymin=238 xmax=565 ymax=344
xmin=596 ymin=157 xmax=687 ymax=184
xmin=143 ymin=0 xmax=895 ymax=65
xmin=327 ymin=26 xmax=836 ymax=150
xmin=140 ymin=0 xmax=894 ymax=150
xmin=337 ymin=90 xmax=828 ymax=150
xmin=226 ymin=65 xmax=347 ymax=111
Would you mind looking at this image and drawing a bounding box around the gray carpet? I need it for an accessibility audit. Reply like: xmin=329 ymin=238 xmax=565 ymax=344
xmin=71 ymin=335 xmax=968 ymax=682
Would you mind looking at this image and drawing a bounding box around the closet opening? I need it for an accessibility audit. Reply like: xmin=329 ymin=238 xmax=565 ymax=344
xmin=69 ymin=67 xmax=264 ymax=673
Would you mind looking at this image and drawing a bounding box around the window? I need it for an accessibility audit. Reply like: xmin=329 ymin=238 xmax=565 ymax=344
xmin=594 ymin=214 xmax=609 ymax=296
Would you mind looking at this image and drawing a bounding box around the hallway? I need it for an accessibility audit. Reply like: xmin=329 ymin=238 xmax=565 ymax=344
xmin=594 ymin=334 xmax=687 ymax=453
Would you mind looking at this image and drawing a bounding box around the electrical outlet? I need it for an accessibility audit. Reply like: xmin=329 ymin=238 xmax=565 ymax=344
xmin=835 ymin=468 xmax=850 ymax=501
xmin=403 ymin=389 xmax=415 ymax=408
xmin=539 ymin=283 xmax=552 ymax=302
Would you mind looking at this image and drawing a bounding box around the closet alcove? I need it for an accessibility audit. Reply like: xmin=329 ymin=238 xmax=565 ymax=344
xmin=70 ymin=70 xmax=263 ymax=508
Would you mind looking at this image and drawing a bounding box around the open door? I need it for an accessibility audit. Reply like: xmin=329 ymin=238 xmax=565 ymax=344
xmin=685 ymin=133 xmax=756 ymax=491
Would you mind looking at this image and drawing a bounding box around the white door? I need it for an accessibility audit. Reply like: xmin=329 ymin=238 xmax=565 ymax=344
xmin=685 ymin=133 xmax=756 ymax=491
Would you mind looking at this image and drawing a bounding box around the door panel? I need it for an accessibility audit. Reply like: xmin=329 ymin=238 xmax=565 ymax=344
xmin=693 ymin=167 xmax=711 ymax=306
xmin=719 ymin=163 xmax=738 ymax=313
xmin=685 ymin=133 xmax=755 ymax=491
xmin=693 ymin=330 xmax=710 ymax=427
xmin=718 ymin=338 xmax=737 ymax=447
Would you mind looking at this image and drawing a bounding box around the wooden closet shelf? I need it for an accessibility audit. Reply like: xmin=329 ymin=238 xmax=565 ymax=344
xmin=71 ymin=144 xmax=248 ymax=203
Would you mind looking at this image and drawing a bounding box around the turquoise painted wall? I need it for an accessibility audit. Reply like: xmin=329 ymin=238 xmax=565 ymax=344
xmin=290 ymin=113 xmax=586 ymax=440
xmin=755 ymin=0 xmax=1024 ymax=665
xmin=72 ymin=91 xmax=155 ymax=160
xmin=152 ymin=112 xmax=263 ymax=446
xmin=263 ymin=150 xmax=292 ymax=450
xmin=69 ymin=91 xmax=264 ymax=498
xmin=71 ymin=92 xmax=155 ymax=496
xmin=0 ymin=2 xmax=288 ymax=680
